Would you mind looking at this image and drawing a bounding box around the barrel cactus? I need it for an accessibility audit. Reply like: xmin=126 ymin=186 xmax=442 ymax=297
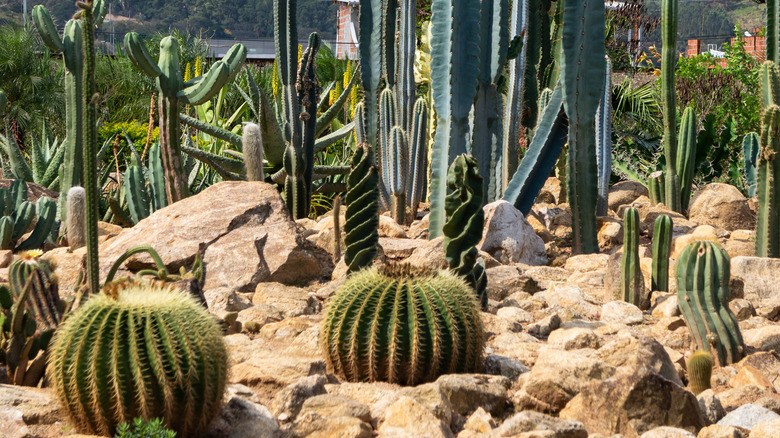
xmin=687 ymin=350 xmax=714 ymax=395
xmin=321 ymin=264 xmax=484 ymax=385
xmin=48 ymin=285 xmax=228 ymax=436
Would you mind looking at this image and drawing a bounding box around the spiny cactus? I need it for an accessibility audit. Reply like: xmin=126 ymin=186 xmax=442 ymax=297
xmin=687 ymin=350 xmax=714 ymax=395
xmin=125 ymin=143 xmax=167 ymax=225
xmin=757 ymin=64 xmax=780 ymax=257
xmin=443 ymin=154 xmax=486 ymax=309
xmin=344 ymin=144 xmax=380 ymax=274
xmin=320 ymin=265 xmax=484 ymax=385
xmin=242 ymin=122 xmax=264 ymax=181
xmin=48 ymin=285 xmax=227 ymax=436
xmin=66 ymin=187 xmax=86 ymax=249
xmin=768 ymin=0 xmax=778 ymax=64
xmin=677 ymin=106 xmax=698 ymax=213
xmin=596 ymin=56 xmax=613 ymax=217
xmin=621 ymin=207 xmax=644 ymax=308
xmin=743 ymin=132 xmax=760 ymax=198
xmin=648 ymin=171 xmax=665 ymax=206
xmin=676 ymin=240 xmax=744 ymax=366
xmin=661 ymin=0 xmax=681 ymax=213
xmin=651 ymin=214 xmax=673 ymax=292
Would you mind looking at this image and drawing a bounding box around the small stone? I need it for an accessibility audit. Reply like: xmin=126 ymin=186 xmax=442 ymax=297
xmin=378 ymin=396 xmax=453 ymax=438
xmin=289 ymin=412 xmax=372 ymax=438
xmin=496 ymin=306 xmax=534 ymax=330
xmin=479 ymin=201 xmax=547 ymax=265
xmin=298 ymin=394 xmax=371 ymax=423
xmin=434 ymin=374 xmax=510 ymax=417
xmin=716 ymin=404 xmax=780 ymax=430
xmin=601 ymin=301 xmax=644 ymax=325
xmin=728 ymin=299 xmax=756 ymax=321
xmin=639 ymin=426 xmax=696 ymax=438
xmin=697 ymin=389 xmax=726 ymax=425
xmin=652 ymin=293 xmax=681 ymax=318
xmin=528 ymin=313 xmax=562 ymax=338
xmin=547 ymin=327 xmax=603 ymax=350
xmin=728 ymin=365 xmax=774 ymax=390
xmin=743 ymin=326 xmax=780 ymax=353
xmin=495 ymin=410 xmax=587 ymax=438
xmin=462 ymin=407 xmax=496 ymax=434
xmin=484 ymin=354 xmax=530 ymax=382
xmin=271 ymin=375 xmax=327 ymax=421
xmin=696 ymin=425 xmax=746 ymax=438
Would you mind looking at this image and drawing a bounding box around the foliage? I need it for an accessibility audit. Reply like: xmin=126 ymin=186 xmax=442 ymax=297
xmin=114 ymin=418 xmax=176 ymax=438
xmin=98 ymin=121 xmax=159 ymax=153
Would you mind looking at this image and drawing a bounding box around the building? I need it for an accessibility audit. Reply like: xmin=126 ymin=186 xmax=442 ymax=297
xmin=687 ymin=28 xmax=766 ymax=66
xmin=334 ymin=0 xmax=359 ymax=60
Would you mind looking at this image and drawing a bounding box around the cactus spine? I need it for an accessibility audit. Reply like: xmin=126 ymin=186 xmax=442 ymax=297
xmin=651 ymin=214 xmax=673 ymax=292
xmin=743 ymin=132 xmax=760 ymax=198
xmin=242 ymin=123 xmax=264 ymax=182
xmin=562 ymin=0 xmax=606 ymax=254
xmin=443 ymin=155 xmax=486 ymax=309
xmin=661 ymin=0 xmax=681 ymax=213
xmin=344 ymin=144 xmax=380 ymax=274
xmin=596 ymin=56 xmax=613 ymax=217
xmin=48 ymin=285 xmax=228 ymax=436
xmin=66 ymin=186 xmax=86 ymax=249
xmin=621 ymin=207 xmax=644 ymax=308
xmin=677 ymin=106 xmax=698 ymax=213
xmin=320 ymin=265 xmax=484 ymax=385
xmin=687 ymin=350 xmax=714 ymax=395
xmin=675 ymin=241 xmax=744 ymax=366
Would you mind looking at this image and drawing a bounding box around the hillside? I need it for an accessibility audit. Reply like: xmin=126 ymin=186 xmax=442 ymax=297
xmin=0 ymin=0 xmax=338 ymax=40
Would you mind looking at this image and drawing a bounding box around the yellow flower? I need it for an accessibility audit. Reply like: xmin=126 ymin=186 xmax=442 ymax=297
xmin=653 ymin=68 xmax=661 ymax=76
xmin=330 ymin=81 xmax=343 ymax=106
xmin=272 ymin=59 xmax=280 ymax=99
xmin=194 ymin=56 xmax=203 ymax=77
xmin=297 ymin=44 xmax=303 ymax=66
xmin=184 ymin=62 xmax=192 ymax=82
xmin=344 ymin=61 xmax=352 ymax=89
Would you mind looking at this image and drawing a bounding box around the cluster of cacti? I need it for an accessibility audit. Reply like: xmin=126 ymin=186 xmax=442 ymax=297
xmin=443 ymin=155 xmax=487 ymax=309
xmin=757 ymin=62 xmax=780 ymax=257
xmin=687 ymin=350 xmax=714 ymax=395
xmin=651 ymin=214 xmax=673 ymax=292
xmin=320 ymin=264 xmax=484 ymax=385
xmin=344 ymin=143 xmax=380 ymax=274
xmin=48 ymin=284 xmax=227 ymax=436
xmin=0 ymin=254 xmax=61 ymax=386
xmin=124 ymin=31 xmax=246 ymax=204
xmin=675 ymin=240 xmax=744 ymax=366
xmin=0 ymin=118 xmax=63 ymax=191
xmin=0 ymin=180 xmax=57 ymax=251
xmin=124 ymin=143 xmax=167 ymax=225
xmin=621 ymin=207 xmax=644 ymax=308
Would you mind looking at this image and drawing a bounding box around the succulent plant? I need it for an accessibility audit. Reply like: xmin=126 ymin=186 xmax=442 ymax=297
xmin=344 ymin=144 xmax=380 ymax=274
xmin=596 ymin=56 xmax=613 ymax=217
xmin=242 ymin=122 xmax=264 ymax=182
xmin=687 ymin=350 xmax=714 ymax=395
xmin=621 ymin=207 xmax=644 ymax=308
xmin=124 ymin=143 xmax=167 ymax=225
xmin=320 ymin=264 xmax=484 ymax=385
xmin=48 ymin=284 xmax=227 ymax=436
xmin=742 ymin=132 xmax=760 ymax=198
xmin=757 ymin=62 xmax=780 ymax=258
xmin=677 ymin=106 xmax=698 ymax=213
xmin=661 ymin=0 xmax=681 ymax=213
xmin=0 ymin=180 xmax=58 ymax=251
xmin=651 ymin=214 xmax=673 ymax=292
xmin=675 ymin=240 xmax=744 ymax=366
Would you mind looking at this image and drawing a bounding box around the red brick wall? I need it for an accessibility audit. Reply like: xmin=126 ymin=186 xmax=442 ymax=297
xmin=686 ymin=31 xmax=766 ymax=67
xmin=336 ymin=4 xmax=358 ymax=60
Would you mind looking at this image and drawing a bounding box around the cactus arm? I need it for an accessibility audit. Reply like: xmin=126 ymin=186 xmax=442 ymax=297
xmin=178 ymin=114 xmax=242 ymax=146
xmin=502 ymin=85 xmax=567 ymax=215
xmin=314 ymin=122 xmax=355 ymax=153
xmin=221 ymin=44 xmax=248 ymax=84
xmin=561 ymin=0 xmax=605 ymax=254
xmin=743 ymin=132 xmax=760 ymax=198
xmin=382 ymin=0 xmax=398 ymax=88
xmin=661 ymin=0 xmax=680 ymax=212
xmin=274 ymin=0 xmax=300 ymax=145
xmin=41 ymin=143 xmax=65 ymax=190
xmin=236 ymin=79 xmax=285 ymax=167
xmin=32 ymin=5 xmax=64 ymax=52
xmin=0 ymin=126 xmax=34 ymax=182
xmin=677 ymin=106 xmax=698 ymax=212
xmin=428 ymin=0 xmax=482 ymax=239
xmin=769 ymin=0 xmax=778 ymax=64
xmin=596 ymin=56 xmax=613 ymax=216
xmin=125 ymin=165 xmax=150 ymax=224
xmin=180 ymin=145 xmax=246 ymax=174
xmin=123 ymin=32 xmax=161 ymax=78
xmin=651 ymin=214 xmax=673 ymax=292
xmin=178 ymin=62 xmax=230 ymax=105
xmin=359 ymin=0 xmax=382 ymax=149
xmin=387 ymin=127 xmax=408 ymax=223
xmin=501 ymin=0 xmax=529 ymax=190
xmin=397 ymin=0 xmax=417 ymax=137
xmin=379 ymin=88 xmax=397 ymax=193
xmin=299 ymin=33 xmax=320 ymax=214
xmin=58 ymin=19 xmax=84 ymax=226
xmin=92 ymin=0 xmax=107 ymax=28
xmin=522 ymin=0 xmax=542 ymax=133
xmin=315 ymin=71 xmax=358 ymax=137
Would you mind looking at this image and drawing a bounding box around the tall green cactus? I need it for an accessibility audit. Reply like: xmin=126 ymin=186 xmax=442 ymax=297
xmin=757 ymin=104 xmax=780 ymax=257
xmin=769 ymin=0 xmax=778 ymax=64
xmin=320 ymin=265 xmax=484 ymax=385
xmin=661 ymin=0 xmax=681 ymax=213
xmin=387 ymin=127 xmax=408 ymax=223
xmin=344 ymin=144 xmax=380 ymax=274
xmin=501 ymin=0 xmax=529 ymax=189
xmin=596 ymin=56 xmax=613 ymax=217
xmin=652 ymin=214 xmax=673 ymax=292
xmin=407 ymin=98 xmax=429 ymax=217
xmin=562 ymin=0 xmax=606 ymax=254
xmin=677 ymin=106 xmax=698 ymax=213
xmin=621 ymin=207 xmax=644 ymax=308
xmin=124 ymin=32 xmax=246 ymax=204
xmin=443 ymin=154 xmax=486 ymax=309
xmin=676 ymin=240 xmax=744 ymax=366
xmin=743 ymin=132 xmax=760 ymax=198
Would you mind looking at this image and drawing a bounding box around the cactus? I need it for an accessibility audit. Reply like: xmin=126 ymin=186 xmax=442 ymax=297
xmin=124 ymin=143 xmax=167 ymax=225
xmin=648 ymin=171 xmax=665 ymax=205
xmin=677 ymin=106 xmax=698 ymax=213
xmin=661 ymin=0 xmax=681 ymax=213
xmin=687 ymin=350 xmax=714 ymax=395
xmin=501 ymin=0 xmax=529 ymax=189
xmin=344 ymin=144 xmax=380 ymax=274
xmin=743 ymin=132 xmax=760 ymax=198
xmin=675 ymin=240 xmax=744 ymax=366
xmin=320 ymin=265 xmax=484 ymax=385
xmin=124 ymin=32 xmax=246 ymax=204
xmin=769 ymin=0 xmax=778 ymax=64
xmin=48 ymin=284 xmax=227 ymax=436
xmin=621 ymin=207 xmax=644 ymax=308
xmin=407 ymin=98 xmax=429 ymax=217
xmin=562 ymin=0 xmax=606 ymax=254
xmin=0 ymin=253 xmax=60 ymax=386
xmin=387 ymin=127 xmax=408 ymax=223
xmin=0 ymin=180 xmax=58 ymax=251
xmin=242 ymin=122 xmax=264 ymax=181
xmin=66 ymin=186 xmax=86 ymax=249
xmin=757 ymin=62 xmax=780 ymax=258
xmin=443 ymin=155 xmax=486 ymax=309
xmin=652 ymin=214 xmax=673 ymax=292
xmin=596 ymin=56 xmax=613 ymax=217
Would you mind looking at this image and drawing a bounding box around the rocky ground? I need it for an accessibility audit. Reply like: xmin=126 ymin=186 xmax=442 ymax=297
xmin=1 ymin=179 xmax=779 ymax=438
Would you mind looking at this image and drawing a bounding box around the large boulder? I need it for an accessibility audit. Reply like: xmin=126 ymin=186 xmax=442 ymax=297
xmin=97 ymin=182 xmax=333 ymax=295
xmin=730 ymin=257 xmax=780 ymax=302
xmin=609 ymin=181 xmax=649 ymax=212
xmin=688 ymin=183 xmax=756 ymax=231
xmin=479 ymin=201 xmax=547 ymax=265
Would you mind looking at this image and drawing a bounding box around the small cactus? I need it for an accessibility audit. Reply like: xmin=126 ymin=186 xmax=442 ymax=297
xmin=48 ymin=284 xmax=228 ymax=436
xmin=242 ymin=122 xmax=264 ymax=182
xmin=321 ymin=264 xmax=484 ymax=385
xmin=651 ymin=214 xmax=673 ymax=292
xmin=687 ymin=350 xmax=714 ymax=395
xmin=66 ymin=186 xmax=86 ymax=249
xmin=621 ymin=207 xmax=645 ymax=308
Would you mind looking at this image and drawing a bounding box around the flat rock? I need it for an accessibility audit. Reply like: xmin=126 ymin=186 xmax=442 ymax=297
xmin=601 ymin=300 xmax=644 ymax=325
xmin=639 ymin=427 xmax=696 ymax=438
xmin=298 ymin=394 xmax=371 ymax=423
xmin=716 ymin=404 xmax=780 ymax=430
xmin=696 ymin=425 xmax=746 ymax=438
xmin=748 ymin=419 xmax=780 ymax=437
xmin=289 ymin=412 xmax=372 ymax=438
xmin=434 ymin=374 xmax=511 ymax=417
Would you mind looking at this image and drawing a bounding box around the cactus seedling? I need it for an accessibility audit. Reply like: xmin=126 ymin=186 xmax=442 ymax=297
xmin=687 ymin=350 xmax=714 ymax=395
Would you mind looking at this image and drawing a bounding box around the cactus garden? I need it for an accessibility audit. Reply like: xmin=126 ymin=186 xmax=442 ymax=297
xmin=1 ymin=0 xmax=780 ymax=437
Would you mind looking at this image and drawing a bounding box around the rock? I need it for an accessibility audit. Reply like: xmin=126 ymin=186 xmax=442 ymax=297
xmin=479 ymin=201 xmax=547 ymax=265
xmin=598 ymin=218 xmax=624 ymax=251
xmin=729 ymin=365 xmax=774 ymax=390
xmin=379 ymin=237 xmax=423 ymax=260
xmin=271 ymin=375 xmax=328 ymax=422
xmin=378 ymin=396 xmax=453 ymax=438
xmin=672 ymin=226 xmax=722 ymax=259
xmin=404 ymin=236 xmax=449 ymax=269
xmin=494 ymin=410 xmax=588 ymax=438
xmin=639 ymin=427 xmax=696 ymax=438
xmin=736 ymin=352 xmax=780 ymax=393
xmin=41 ymin=246 xmax=86 ymax=298
xmin=462 ymin=407 xmax=496 ymax=434
xmin=0 ymin=384 xmax=62 ymax=428
xmin=742 ymin=326 xmax=780 ymax=353
xmin=527 ymin=313 xmax=562 ymax=338
xmin=434 ymin=374 xmax=510 ymax=417
xmin=237 ymin=304 xmax=284 ymax=329
xmin=379 ymin=383 xmax=453 ymax=427
xmin=730 ymin=257 xmax=780 ymax=302
xmin=697 ymin=390 xmax=726 ymax=425
xmin=540 ymin=177 xmax=565 ymax=204
xmin=289 ymin=412 xmax=372 ymax=438
xmin=696 ymin=425 xmax=746 ymax=438
xmin=298 ymin=395 xmax=371 ymax=423
xmin=97 ymin=182 xmax=333 ymax=296
xmin=601 ymin=301 xmax=644 ymax=325
xmin=609 ymin=181 xmax=649 ymax=212
xmin=688 ymin=183 xmax=755 ymax=232
xmin=748 ymin=419 xmax=780 ymax=437
xmin=652 ymin=294 xmax=681 ymax=318
xmin=486 ymin=266 xmax=540 ymax=301
xmin=545 ymin=285 xmax=600 ymax=320
xmin=728 ymin=299 xmax=756 ymax=321
xmin=560 ymin=369 xmax=706 ymax=438
xmin=716 ymin=385 xmax=773 ymax=412
xmin=547 ymin=327 xmax=603 ymax=350
xmin=409 ymin=214 xmax=430 ymax=239
xmin=596 ymin=335 xmax=684 ymax=387
xmin=378 ymin=215 xmax=408 ymax=238
xmin=717 ymin=404 xmax=780 ymax=430
xmin=252 ymin=283 xmax=320 ymax=318
xmin=496 ymin=306 xmax=533 ymax=330
xmin=484 ymin=354 xmax=530 ymax=381
xmin=0 ymin=409 xmax=29 ymax=438
xmin=315 ymin=215 xmax=346 ymax=257
xmin=564 ymin=254 xmax=610 ymax=273
xmin=325 ymin=382 xmax=400 ymax=412
xmin=204 ymin=384 xmax=280 ymax=438
xmin=206 ymin=287 xmax=253 ymax=312
xmin=0 ymin=250 xmax=12 ymax=268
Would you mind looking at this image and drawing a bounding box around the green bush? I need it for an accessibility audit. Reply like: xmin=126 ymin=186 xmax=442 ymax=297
xmin=114 ymin=418 xmax=176 ymax=438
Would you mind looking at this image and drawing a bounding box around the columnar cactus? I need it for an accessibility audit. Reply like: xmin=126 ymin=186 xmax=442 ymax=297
xmin=675 ymin=240 xmax=744 ymax=366
xmin=743 ymin=132 xmax=760 ymax=198
xmin=443 ymin=154 xmax=486 ymax=308
xmin=596 ymin=56 xmax=613 ymax=217
xmin=757 ymin=62 xmax=780 ymax=258
xmin=320 ymin=265 xmax=484 ymax=385
xmin=677 ymin=106 xmax=698 ymax=213
xmin=648 ymin=171 xmax=665 ymax=206
xmin=661 ymin=0 xmax=681 ymax=213
xmin=48 ymin=285 xmax=227 ymax=436
xmin=621 ymin=207 xmax=644 ymax=307
xmin=242 ymin=122 xmax=264 ymax=181
xmin=651 ymin=214 xmax=673 ymax=292
xmin=344 ymin=144 xmax=380 ymax=274
xmin=687 ymin=350 xmax=714 ymax=395
xmin=768 ymin=0 xmax=778 ymax=64
xmin=502 ymin=0 xmax=529 ymax=189
xmin=124 ymin=32 xmax=246 ymax=204
xmin=66 ymin=187 xmax=86 ymax=249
